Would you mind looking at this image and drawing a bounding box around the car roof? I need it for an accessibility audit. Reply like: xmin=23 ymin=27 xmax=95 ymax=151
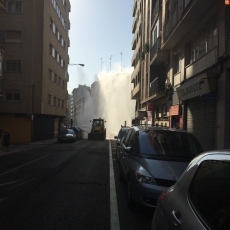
xmin=131 ymin=125 xmax=188 ymax=133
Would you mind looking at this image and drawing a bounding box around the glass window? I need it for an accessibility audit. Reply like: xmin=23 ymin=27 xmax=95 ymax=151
xmin=8 ymin=1 xmax=22 ymax=13
xmin=5 ymin=61 xmax=21 ymax=72
xmin=189 ymin=160 xmax=230 ymax=229
xmin=51 ymin=47 xmax=55 ymax=58
xmin=5 ymin=90 xmax=20 ymax=101
xmin=129 ymin=131 xmax=139 ymax=153
xmin=123 ymin=129 xmax=134 ymax=146
xmin=118 ymin=128 xmax=129 ymax=139
xmin=139 ymin=130 xmax=203 ymax=157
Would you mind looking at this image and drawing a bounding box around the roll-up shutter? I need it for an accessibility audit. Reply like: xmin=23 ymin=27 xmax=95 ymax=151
xmin=187 ymin=97 xmax=216 ymax=151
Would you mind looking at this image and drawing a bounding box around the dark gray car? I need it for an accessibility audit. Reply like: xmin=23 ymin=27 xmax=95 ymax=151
xmin=114 ymin=126 xmax=130 ymax=162
xmin=151 ymin=150 xmax=230 ymax=230
xmin=118 ymin=126 xmax=204 ymax=208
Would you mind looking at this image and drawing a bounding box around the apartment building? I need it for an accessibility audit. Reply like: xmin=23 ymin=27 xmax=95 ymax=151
xmin=0 ymin=0 xmax=71 ymax=143
xmin=71 ymin=85 xmax=91 ymax=127
xmin=131 ymin=0 xmax=230 ymax=151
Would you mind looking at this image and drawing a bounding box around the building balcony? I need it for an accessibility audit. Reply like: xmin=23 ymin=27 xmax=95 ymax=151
xmin=132 ymin=35 xmax=136 ymax=50
xmin=149 ymin=77 xmax=165 ymax=100
xmin=131 ymin=82 xmax=140 ymax=99
xmin=131 ymin=61 xmax=140 ymax=83
xmin=131 ymin=38 xmax=141 ymax=66
xmin=132 ymin=17 xmax=137 ymax=34
xmin=151 ymin=0 xmax=162 ymax=26
xmin=162 ymin=0 xmax=218 ymax=50
xmin=132 ymin=0 xmax=137 ymax=17
xmin=150 ymin=37 xmax=168 ymax=65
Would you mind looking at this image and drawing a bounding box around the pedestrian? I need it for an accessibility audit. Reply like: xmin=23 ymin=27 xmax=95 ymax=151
xmin=0 ymin=126 xmax=3 ymax=149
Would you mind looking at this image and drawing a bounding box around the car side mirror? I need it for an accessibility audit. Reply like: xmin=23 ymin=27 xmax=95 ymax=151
xmin=114 ymin=136 xmax=118 ymax=139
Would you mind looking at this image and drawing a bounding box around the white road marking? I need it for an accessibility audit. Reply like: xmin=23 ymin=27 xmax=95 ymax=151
xmin=109 ymin=139 xmax=120 ymax=230
xmin=0 ymin=153 xmax=53 ymax=177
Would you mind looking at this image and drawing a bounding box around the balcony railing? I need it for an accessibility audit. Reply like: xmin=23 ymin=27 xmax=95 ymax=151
xmin=151 ymin=0 xmax=162 ymax=25
xmin=150 ymin=37 xmax=161 ymax=60
xmin=163 ymin=0 xmax=217 ymax=49
xmin=149 ymin=77 xmax=165 ymax=96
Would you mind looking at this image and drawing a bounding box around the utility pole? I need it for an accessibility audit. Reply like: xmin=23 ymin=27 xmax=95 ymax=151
xmin=110 ymin=55 xmax=113 ymax=71
xmin=101 ymin=58 xmax=103 ymax=71
xmin=121 ymin=52 xmax=122 ymax=72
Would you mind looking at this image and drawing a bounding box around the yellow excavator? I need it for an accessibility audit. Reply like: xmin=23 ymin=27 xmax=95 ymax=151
xmin=88 ymin=118 xmax=106 ymax=140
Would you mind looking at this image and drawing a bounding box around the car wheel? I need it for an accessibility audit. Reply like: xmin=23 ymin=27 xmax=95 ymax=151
xmin=127 ymin=178 xmax=134 ymax=208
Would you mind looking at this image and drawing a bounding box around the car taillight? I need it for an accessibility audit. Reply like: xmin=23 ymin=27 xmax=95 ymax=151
xmin=158 ymin=190 xmax=167 ymax=203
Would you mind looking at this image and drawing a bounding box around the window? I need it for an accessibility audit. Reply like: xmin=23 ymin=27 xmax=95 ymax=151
xmin=52 ymin=22 xmax=56 ymax=33
xmin=61 ymin=38 xmax=65 ymax=47
xmin=162 ymin=104 xmax=167 ymax=117
xmin=5 ymin=60 xmax=21 ymax=72
xmin=51 ymin=46 xmax=55 ymax=58
xmin=8 ymin=1 xmax=22 ymax=13
xmin=51 ymin=71 xmax=55 ymax=81
xmin=5 ymin=90 xmax=20 ymax=101
xmin=56 ymin=53 xmax=60 ymax=62
xmin=189 ymin=160 xmax=230 ymax=229
xmin=5 ymin=31 xmax=22 ymax=42
xmin=174 ymin=52 xmax=181 ymax=73
xmin=60 ymin=58 xmax=64 ymax=67
xmin=48 ymin=94 xmax=51 ymax=104
xmin=57 ymin=31 xmax=60 ymax=40
xmin=191 ymin=19 xmax=218 ymax=62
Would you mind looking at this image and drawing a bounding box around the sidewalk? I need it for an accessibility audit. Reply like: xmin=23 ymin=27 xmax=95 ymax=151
xmin=0 ymin=138 xmax=57 ymax=157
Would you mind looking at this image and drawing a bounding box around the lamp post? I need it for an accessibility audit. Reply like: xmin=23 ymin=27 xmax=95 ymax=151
xmin=110 ymin=55 xmax=113 ymax=71
xmin=68 ymin=64 xmax=85 ymax=66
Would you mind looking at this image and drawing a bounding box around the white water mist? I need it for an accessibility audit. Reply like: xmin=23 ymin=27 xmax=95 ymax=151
xmin=75 ymin=67 xmax=135 ymax=138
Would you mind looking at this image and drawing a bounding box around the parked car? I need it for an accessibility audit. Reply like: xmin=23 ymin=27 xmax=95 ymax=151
xmin=71 ymin=127 xmax=81 ymax=140
xmin=114 ymin=126 xmax=130 ymax=162
xmin=151 ymin=150 xmax=230 ymax=230
xmin=118 ymin=126 xmax=204 ymax=208
xmin=57 ymin=129 xmax=77 ymax=143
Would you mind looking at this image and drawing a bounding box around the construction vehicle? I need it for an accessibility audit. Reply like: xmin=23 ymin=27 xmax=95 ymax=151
xmin=88 ymin=118 xmax=106 ymax=140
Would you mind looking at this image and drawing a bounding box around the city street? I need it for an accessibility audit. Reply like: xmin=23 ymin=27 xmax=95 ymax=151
xmin=0 ymin=139 xmax=154 ymax=230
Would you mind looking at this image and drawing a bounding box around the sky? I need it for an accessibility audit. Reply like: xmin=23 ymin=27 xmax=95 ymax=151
xmin=67 ymin=0 xmax=134 ymax=93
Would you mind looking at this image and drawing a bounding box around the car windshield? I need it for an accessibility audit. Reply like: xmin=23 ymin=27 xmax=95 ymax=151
xmin=118 ymin=129 xmax=129 ymax=139
xmin=93 ymin=120 xmax=103 ymax=126
xmin=139 ymin=130 xmax=203 ymax=157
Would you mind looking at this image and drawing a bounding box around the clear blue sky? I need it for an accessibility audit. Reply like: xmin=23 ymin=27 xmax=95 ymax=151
xmin=68 ymin=0 xmax=134 ymax=93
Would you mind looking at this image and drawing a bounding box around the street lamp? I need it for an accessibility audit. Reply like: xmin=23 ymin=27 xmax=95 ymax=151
xmin=68 ymin=64 xmax=85 ymax=66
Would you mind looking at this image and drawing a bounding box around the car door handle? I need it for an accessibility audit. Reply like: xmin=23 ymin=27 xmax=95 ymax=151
xmin=172 ymin=210 xmax=181 ymax=226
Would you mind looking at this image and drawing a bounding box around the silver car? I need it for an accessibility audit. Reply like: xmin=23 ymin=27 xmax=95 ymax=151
xmin=151 ymin=150 xmax=230 ymax=229
xmin=118 ymin=126 xmax=204 ymax=208
xmin=57 ymin=129 xmax=77 ymax=143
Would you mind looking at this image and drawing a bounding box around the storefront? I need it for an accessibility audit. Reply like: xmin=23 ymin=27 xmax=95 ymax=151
xmin=169 ymin=104 xmax=182 ymax=129
xmin=177 ymin=72 xmax=217 ymax=151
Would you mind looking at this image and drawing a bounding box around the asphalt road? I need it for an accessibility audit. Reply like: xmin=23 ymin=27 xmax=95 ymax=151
xmin=0 ymin=139 xmax=154 ymax=230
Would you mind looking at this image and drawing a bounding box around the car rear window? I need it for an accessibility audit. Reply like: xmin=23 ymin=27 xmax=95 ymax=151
xmin=60 ymin=129 xmax=73 ymax=134
xmin=139 ymin=130 xmax=203 ymax=157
